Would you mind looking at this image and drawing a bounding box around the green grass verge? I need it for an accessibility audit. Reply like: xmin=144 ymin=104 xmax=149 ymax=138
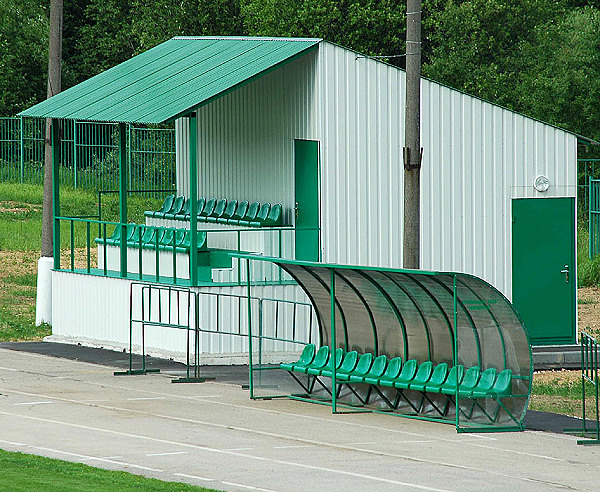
xmin=0 ymin=449 xmax=219 ymax=492
xmin=0 ymin=182 xmax=163 ymax=251
xmin=577 ymin=226 xmax=600 ymax=287
xmin=530 ymin=374 xmax=597 ymax=419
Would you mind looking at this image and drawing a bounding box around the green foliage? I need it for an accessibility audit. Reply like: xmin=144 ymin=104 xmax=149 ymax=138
xmin=0 ymin=449 xmax=217 ymax=492
xmin=0 ymin=0 xmax=48 ymax=115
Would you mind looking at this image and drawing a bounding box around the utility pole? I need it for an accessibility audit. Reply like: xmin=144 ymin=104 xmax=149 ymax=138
xmin=36 ymin=0 xmax=63 ymax=325
xmin=403 ymin=0 xmax=422 ymax=269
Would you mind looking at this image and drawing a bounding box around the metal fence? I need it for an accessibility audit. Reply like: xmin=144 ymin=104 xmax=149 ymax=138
xmin=0 ymin=117 xmax=175 ymax=192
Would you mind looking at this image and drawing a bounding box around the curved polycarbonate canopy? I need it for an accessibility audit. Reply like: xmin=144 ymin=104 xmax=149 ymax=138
xmin=239 ymin=255 xmax=533 ymax=428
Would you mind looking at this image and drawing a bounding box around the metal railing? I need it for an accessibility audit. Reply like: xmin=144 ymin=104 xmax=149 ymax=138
xmin=55 ymin=216 xmax=298 ymax=287
xmin=0 ymin=117 xmax=175 ymax=191
xmin=118 ymin=282 xmax=314 ymax=382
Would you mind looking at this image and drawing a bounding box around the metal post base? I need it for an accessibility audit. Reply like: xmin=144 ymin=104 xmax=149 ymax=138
xmin=171 ymin=377 xmax=216 ymax=383
xmin=114 ymin=369 xmax=161 ymax=376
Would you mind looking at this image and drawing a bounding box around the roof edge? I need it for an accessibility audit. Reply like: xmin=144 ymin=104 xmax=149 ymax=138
xmin=173 ymin=36 xmax=322 ymax=42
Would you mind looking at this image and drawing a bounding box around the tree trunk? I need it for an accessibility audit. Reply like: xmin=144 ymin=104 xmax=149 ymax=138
xmin=403 ymin=0 xmax=422 ymax=269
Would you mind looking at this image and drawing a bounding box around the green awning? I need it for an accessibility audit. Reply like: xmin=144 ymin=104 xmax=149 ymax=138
xmin=19 ymin=37 xmax=321 ymax=124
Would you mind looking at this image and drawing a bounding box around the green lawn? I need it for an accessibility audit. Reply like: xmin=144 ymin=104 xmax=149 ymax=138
xmin=0 ymin=449 xmax=219 ymax=492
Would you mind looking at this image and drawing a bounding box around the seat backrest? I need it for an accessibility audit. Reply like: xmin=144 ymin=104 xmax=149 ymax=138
xmin=398 ymin=359 xmax=418 ymax=381
xmin=332 ymin=347 xmax=345 ymax=369
xmin=108 ymin=225 xmax=121 ymax=241
xmin=126 ymin=224 xmax=137 ymax=240
xmin=174 ymin=230 xmax=187 ymax=246
xmin=159 ymin=229 xmax=175 ymax=247
xmin=255 ymin=203 xmax=271 ymax=221
xmin=476 ymin=368 xmax=497 ymax=391
xmin=179 ymin=199 xmax=191 ymax=216
xmin=159 ymin=194 xmax=175 ymax=212
xmin=492 ymin=369 xmax=512 ymax=395
xmin=339 ymin=351 xmax=358 ymax=372
xmin=382 ymin=357 xmax=403 ymax=379
xmin=232 ymin=201 xmax=249 ymax=220
xmin=354 ymin=353 xmax=374 ymax=375
xmin=298 ymin=344 xmax=316 ymax=365
xmin=196 ymin=197 xmax=206 ymax=215
xmin=245 ymin=202 xmax=260 ymax=221
xmin=171 ymin=196 xmax=185 ymax=214
xmin=201 ymin=198 xmax=216 ymax=217
xmin=222 ymin=200 xmax=238 ymax=219
xmin=412 ymin=360 xmax=433 ymax=383
xmin=266 ymin=203 xmax=282 ymax=224
xmin=367 ymin=355 xmax=388 ymax=378
xmin=212 ymin=199 xmax=227 ymax=217
xmin=460 ymin=366 xmax=481 ymax=389
xmin=141 ymin=227 xmax=155 ymax=243
xmin=429 ymin=363 xmax=449 ymax=385
xmin=129 ymin=225 xmax=142 ymax=243
xmin=443 ymin=365 xmax=464 ymax=390
xmin=311 ymin=346 xmax=330 ymax=368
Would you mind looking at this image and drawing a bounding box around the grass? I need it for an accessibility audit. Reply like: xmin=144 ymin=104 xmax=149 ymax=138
xmin=0 ymin=182 xmax=163 ymax=251
xmin=529 ymin=370 xmax=597 ymax=420
xmin=577 ymin=226 xmax=600 ymax=287
xmin=0 ymin=449 xmax=219 ymax=492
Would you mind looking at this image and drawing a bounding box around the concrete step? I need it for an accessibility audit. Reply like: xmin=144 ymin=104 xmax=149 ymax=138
xmin=532 ymin=344 xmax=582 ymax=370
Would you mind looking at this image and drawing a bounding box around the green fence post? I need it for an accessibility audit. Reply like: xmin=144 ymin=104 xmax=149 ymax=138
xmin=189 ymin=114 xmax=198 ymax=286
xmin=453 ymin=274 xmax=459 ymax=431
xmin=247 ymin=258 xmax=254 ymax=399
xmin=118 ymin=123 xmax=128 ymax=278
xmin=128 ymin=124 xmax=132 ymax=189
xmin=52 ymin=119 xmax=61 ymax=269
xmin=19 ymin=117 xmax=24 ymax=183
xmin=330 ymin=268 xmax=337 ymax=414
xmin=73 ymin=120 xmax=78 ymax=188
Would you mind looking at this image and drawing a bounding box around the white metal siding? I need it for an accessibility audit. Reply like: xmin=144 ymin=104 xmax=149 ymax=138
xmin=318 ymin=41 xmax=578 ymax=299
xmin=176 ymin=51 xmax=319 ymax=225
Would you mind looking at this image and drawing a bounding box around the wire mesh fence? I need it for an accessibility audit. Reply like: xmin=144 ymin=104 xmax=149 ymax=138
xmin=0 ymin=117 xmax=175 ymax=192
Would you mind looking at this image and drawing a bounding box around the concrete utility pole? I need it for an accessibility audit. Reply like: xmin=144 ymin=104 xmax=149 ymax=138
xmin=36 ymin=0 xmax=63 ymax=325
xmin=403 ymin=0 xmax=422 ymax=269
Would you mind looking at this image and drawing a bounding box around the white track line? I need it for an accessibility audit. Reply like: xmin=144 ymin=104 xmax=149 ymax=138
xmin=173 ymin=472 xmax=215 ymax=482
xmin=0 ymin=410 xmax=450 ymax=492
xmin=13 ymin=401 xmax=54 ymax=406
xmin=146 ymin=451 xmax=188 ymax=457
xmin=221 ymin=480 xmax=279 ymax=491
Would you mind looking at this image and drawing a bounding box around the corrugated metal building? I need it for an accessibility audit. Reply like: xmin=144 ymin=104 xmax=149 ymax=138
xmin=21 ymin=36 xmax=594 ymax=356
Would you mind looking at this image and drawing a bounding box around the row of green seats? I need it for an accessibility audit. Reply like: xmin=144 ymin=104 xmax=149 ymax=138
xmin=95 ymin=224 xmax=208 ymax=253
xmin=145 ymin=195 xmax=282 ymax=227
xmin=282 ymin=344 xmax=512 ymax=401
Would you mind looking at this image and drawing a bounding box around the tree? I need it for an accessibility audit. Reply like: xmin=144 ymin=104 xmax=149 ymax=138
xmin=0 ymin=0 xmax=48 ymax=115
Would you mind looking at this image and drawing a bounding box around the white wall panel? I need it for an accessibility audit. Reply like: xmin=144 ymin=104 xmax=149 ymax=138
xmin=318 ymin=41 xmax=578 ymax=299
xmin=176 ymin=51 xmax=319 ymax=225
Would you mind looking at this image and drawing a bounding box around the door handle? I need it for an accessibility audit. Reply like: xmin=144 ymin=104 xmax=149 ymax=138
xmin=560 ymin=265 xmax=569 ymax=283
xmin=294 ymin=202 xmax=299 ymax=219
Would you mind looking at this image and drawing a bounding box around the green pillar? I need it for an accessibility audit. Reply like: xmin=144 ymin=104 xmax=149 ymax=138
xmin=189 ymin=114 xmax=198 ymax=286
xmin=52 ymin=119 xmax=61 ymax=270
xmin=118 ymin=122 xmax=128 ymax=277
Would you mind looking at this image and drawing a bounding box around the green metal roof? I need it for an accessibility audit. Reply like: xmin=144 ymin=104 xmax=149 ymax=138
xmin=18 ymin=37 xmax=321 ymax=124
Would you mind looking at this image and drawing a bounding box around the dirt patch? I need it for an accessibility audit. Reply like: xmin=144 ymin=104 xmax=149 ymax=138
xmin=0 ymin=250 xmax=38 ymax=279
xmin=534 ymin=369 xmax=580 ymax=385
xmin=578 ymin=287 xmax=600 ymax=338
xmin=0 ymin=201 xmax=42 ymax=214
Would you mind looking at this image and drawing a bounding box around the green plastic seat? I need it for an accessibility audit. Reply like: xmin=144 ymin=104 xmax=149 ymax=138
xmin=262 ymin=203 xmax=282 ymax=226
xmin=411 ymin=362 xmax=448 ymax=392
xmin=163 ymin=196 xmax=185 ymax=220
xmin=234 ymin=201 xmax=259 ymax=225
xmin=200 ymin=198 xmax=216 ymax=220
xmin=153 ymin=195 xmax=177 ymax=218
xmin=140 ymin=227 xmax=156 ymax=245
xmin=425 ymin=364 xmax=460 ymax=394
xmin=174 ymin=199 xmax=191 ymax=220
xmin=350 ymin=355 xmax=387 ymax=383
xmin=307 ymin=348 xmax=344 ymax=376
xmin=339 ymin=352 xmax=373 ymax=382
xmin=215 ymin=200 xmax=238 ymax=224
xmin=379 ymin=359 xmax=416 ymax=388
xmin=443 ymin=366 xmax=480 ymax=396
xmin=463 ymin=368 xmax=497 ymax=398
xmin=249 ymin=203 xmax=271 ymax=227
xmin=145 ymin=194 xmax=174 ymax=218
xmin=280 ymin=344 xmax=315 ymax=372
xmin=321 ymin=350 xmax=358 ymax=379
xmin=436 ymin=365 xmax=465 ymax=395
xmin=95 ymin=224 xmax=120 ymax=245
xmin=228 ymin=201 xmax=248 ymax=224
xmin=206 ymin=199 xmax=227 ymax=222
xmin=185 ymin=197 xmax=206 ymax=219
xmin=144 ymin=228 xmax=166 ymax=249
xmin=294 ymin=346 xmax=330 ymax=374
xmin=484 ymin=369 xmax=512 ymax=398
xmin=364 ymin=356 xmax=402 ymax=385
xmin=395 ymin=360 xmax=431 ymax=390
xmin=158 ymin=229 xmax=176 ymax=249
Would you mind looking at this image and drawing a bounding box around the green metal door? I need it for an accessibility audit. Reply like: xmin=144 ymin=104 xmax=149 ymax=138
xmin=512 ymin=197 xmax=576 ymax=345
xmin=294 ymin=139 xmax=320 ymax=261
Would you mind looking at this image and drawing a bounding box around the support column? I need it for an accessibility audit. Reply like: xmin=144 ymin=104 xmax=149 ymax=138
xmin=118 ymin=122 xmax=128 ymax=277
xmin=189 ymin=114 xmax=198 ymax=286
xmin=52 ymin=119 xmax=61 ymax=269
xmin=330 ymin=268 xmax=337 ymax=414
